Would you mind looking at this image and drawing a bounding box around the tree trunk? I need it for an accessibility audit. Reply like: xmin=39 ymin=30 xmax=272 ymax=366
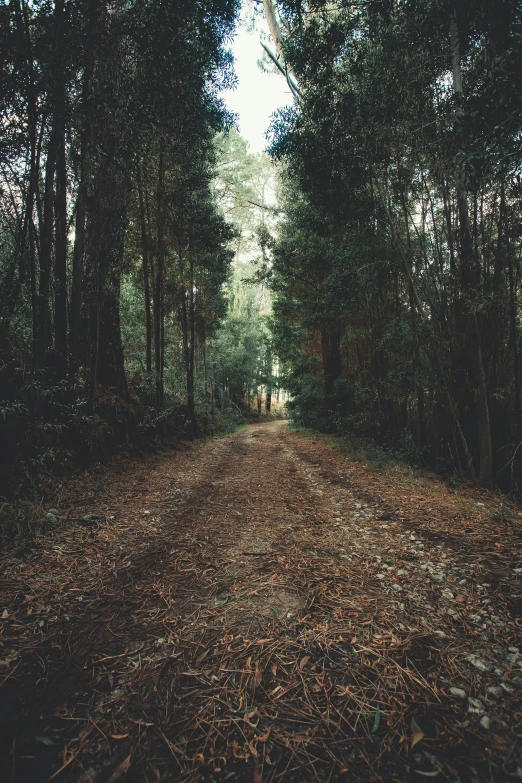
xmin=450 ymin=12 xmax=493 ymax=488
xmin=265 ymin=347 xmax=272 ymax=412
xmin=154 ymin=147 xmax=165 ymax=407
xmin=503 ymin=185 xmax=520 ymax=441
xmin=53 ymin=0 xmax=68 ymax=379
xmin=12 ymin=0 xmax=38 ymax=352
xmin=36 ymin=133 xmax=57 ymax=369
xmin=86 ymin=292 xmax=100 ymax=415
xmin=70 ymin=0 xmax=98 ymax=387
xmin=137 ymin=162 xmax=152 ymax=376
xmin=85 ymin=141 xmax=129 ymax=409
xmin=180 ymin=279 xmax=196 ymax=433
xmin=262 ymin=0 xmax=301 ymax=98
xmin=93 ymin=200 xmax=129 ymax=399
xmin=187 ymin=257 xmax=197 ymax=435
xmin=321 ymin=322 xmax=342 ymax=408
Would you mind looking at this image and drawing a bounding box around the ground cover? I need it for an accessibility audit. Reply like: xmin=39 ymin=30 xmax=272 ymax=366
xmin=0 ymin=421 xmax=521 ymax=782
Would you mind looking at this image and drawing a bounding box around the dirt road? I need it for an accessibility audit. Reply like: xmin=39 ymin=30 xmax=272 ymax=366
xmin=1 ymin=421 xmax=521 ymax=782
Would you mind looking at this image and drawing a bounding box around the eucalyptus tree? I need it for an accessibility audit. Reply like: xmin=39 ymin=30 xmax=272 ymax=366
xmin=0 ymin=0 xmax=239 ymax=491
xmin=264 ymin=0 xmax=522 ymax=488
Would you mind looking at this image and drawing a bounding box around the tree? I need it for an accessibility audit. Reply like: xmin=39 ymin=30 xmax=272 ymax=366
xmin=264 ymin=0 xmax=522 ymax=487
xmin=0 ymin=0 xmax=240 ymax=493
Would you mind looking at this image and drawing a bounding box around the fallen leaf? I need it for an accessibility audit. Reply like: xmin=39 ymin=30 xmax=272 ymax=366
xmin=299 ymin=655 xmax=310 ymax=670
xmin=107 ymin=754 xmax=131 ymax=783
xmin=111 ymin=734 xmax=129 ymax=740
xmin=410 ymin=717 xmax=425 ymax=750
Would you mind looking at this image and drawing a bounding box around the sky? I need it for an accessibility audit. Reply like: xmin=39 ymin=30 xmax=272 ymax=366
xmin=222 ymin=15 xmax=293 ymax=154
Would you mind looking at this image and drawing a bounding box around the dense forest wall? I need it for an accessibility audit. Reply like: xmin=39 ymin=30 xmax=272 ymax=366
xmin=0 ymin=0 xmax=243 ymax=498
xmin=4 ymin=0 xmax=521 ymax=500
xmin=263 ymin=0 xmax=522 ymax=491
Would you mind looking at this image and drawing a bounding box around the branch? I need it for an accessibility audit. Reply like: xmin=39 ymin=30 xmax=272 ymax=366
xmin=260 ymin=42 xmax=302 ymax=101
xmin=245 ymin=198 xmax=281 ymax=214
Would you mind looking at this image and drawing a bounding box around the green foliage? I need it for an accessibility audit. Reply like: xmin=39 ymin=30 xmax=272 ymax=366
xmin=267 ymin=0 xmax=522 ymax=489
xmin=0 ymin=0 xmax=242 ymax=502
xmin=209 ymin=262 xmax=272 ymax=406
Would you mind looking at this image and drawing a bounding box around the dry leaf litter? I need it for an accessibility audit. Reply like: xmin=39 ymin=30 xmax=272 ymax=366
xmin=0 ymin=421 xmax=521 ymax=782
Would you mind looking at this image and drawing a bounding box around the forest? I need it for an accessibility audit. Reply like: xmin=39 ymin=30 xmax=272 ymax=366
xmin=0 ymin=0 xmax=280 ymax=503
xmin=265 ymin=0 xmax=522 ymax=492
xmin=1 ymin=1 xmax=522 ymax=782
xmin=1 ymin=0 xmax=522 ymax=502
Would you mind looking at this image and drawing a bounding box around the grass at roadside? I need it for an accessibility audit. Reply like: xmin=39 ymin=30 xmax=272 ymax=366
xmin=286 ymin=422 xmax=395 ymax=470
xmin=286 ymin=421 xmax=522 ymax=524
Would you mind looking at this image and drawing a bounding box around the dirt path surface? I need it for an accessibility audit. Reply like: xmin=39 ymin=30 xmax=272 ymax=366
xmin=1 ymin=421 xmax=521 ymax=783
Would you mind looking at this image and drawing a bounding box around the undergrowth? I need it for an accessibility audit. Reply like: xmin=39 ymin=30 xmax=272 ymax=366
xmin=287 ymin=423 xmax=395 ymax=471
xmin=0 ymin=391 xmax=287 ymax=541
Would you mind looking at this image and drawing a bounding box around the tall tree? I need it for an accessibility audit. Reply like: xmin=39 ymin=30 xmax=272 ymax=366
xmin=265 ymin=0 xmax=522 ymax=487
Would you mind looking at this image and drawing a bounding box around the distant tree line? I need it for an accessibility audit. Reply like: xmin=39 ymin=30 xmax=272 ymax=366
xmin=209 ymin=130 xmax=278 ymax=416
xmin=263 ymin=0 xmax=522 ymax=490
